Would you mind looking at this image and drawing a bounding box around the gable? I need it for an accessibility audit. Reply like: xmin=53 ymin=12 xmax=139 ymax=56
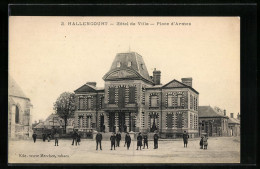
xmin=106 ymin=69 xmax=139 ymax=80
xmin=163 ymin=80 xmax=187 ymax=88
xmin=75 ymin=84 xmax=97 ymax=93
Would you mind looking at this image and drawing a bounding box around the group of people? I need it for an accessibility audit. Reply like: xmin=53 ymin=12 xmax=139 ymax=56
xmin=95 ymin=131 xmax=159 ymax=151
xmin=71 ymin=130 xmax=81 ymax=146
xmin=200 ymin=135 xmax=208 ymax=150
xmin=32 ymin=131 xmax=60 ymax=146
xmin=33 ymin=130 xmax=208 ymax=150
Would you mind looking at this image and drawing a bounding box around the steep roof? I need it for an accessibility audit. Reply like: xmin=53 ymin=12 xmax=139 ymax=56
xmin=9 ymin=76 xmax=29 ymax=100
xmin=103 ymin=52 xmax=154 ymax=84
xmin=228 ymin=118 xmax=240 ymax=124
xmin=74 ymin=83 xmax=104 ymax=93
xmin=199 ymin=106 xmax=228 ymax=118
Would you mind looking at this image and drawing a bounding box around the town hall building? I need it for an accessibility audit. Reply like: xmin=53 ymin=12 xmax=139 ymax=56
xmin=74 ymin=52 xmax=199 ymax=138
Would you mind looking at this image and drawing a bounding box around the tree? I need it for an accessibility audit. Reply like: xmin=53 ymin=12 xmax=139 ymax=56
xmin=53 ymin=92 xmax=76 ymax=133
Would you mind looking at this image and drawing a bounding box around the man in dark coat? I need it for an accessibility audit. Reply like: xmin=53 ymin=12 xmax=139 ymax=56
xmin=136 ymin=132 xmax=142 ymax=150
xmin=32 ymin=132 xmax=37 ymax=143
xmin=96 ymin=132 xmax=102 ymax=150
xmin=71 ymin=130 xmax=78 ymax=146
xmin=143 ymin=133 xmax=148 ymax=149
xmin=110 ymin=133 xmax=116 ymax=150
xmin=76 ymin=133 xmax=81 ymax=146
xmin=116 ymin=132 xmax=121 ymax=147
xmin=183 ymin=131 xmax=189 ymax=148
xmin=125 ymin=132 xmax=131 ymax=150
xmin=200 ymin=136 xmax=204 ymax=149
xmin=153 ymin=132 xmax=159 ymax=149
xmin=54 ymin=132 xmax=59 ymax=146
xmin=42 ymin=133 xmax=46 ymax=142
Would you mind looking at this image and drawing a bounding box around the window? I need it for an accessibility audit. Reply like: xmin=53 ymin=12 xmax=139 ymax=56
xmin=117 ymin=62 xmax=121 ymax=67
xmin=79 ymin=116 xmax=83 ymax=128
xmin=129 ymin=87 xmax=136 ymax=103
xmin=151 ymin=95 xmax=158 ymax=107
xmin=167 ymin=114 xmax=173 ymax=128
xmin=87 ymin=116 xmax=91 ymax=128
xmin=167 ymin=95 xmax=174 ymax=107
xmin=100 ymin=97 xmax=104 ymax=108
xmin=140 ymin=64 xmax=144 ymax=69
xmin=128 ymin=61 xmax=132 ymax=67
xmin=177 ymin=113 xmax=183 ymax=128
xmin=109 ymin=87 xmax=115 ymax=104
xmin=15 ymin=106 xmax=19 ymax=124
xmin=87 ymin=98 xmax=92 ymax=109
xmin=177 ymin=95 xmax=182 ymax=107
xmin=79 ymin=98 xmax=85 ymax=110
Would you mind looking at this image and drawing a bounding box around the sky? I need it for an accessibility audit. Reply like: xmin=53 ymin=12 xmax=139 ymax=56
xmin=9 ymin=17 xmax=240 ymax=122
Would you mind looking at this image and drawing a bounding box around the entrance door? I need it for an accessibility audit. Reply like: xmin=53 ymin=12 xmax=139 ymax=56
xmin=109 ymin=112 xmax=115 ymax=132
xmin=118 ymin=87 xmax=125 ymax=108
xmin=118 ymin=112 xmax=125 ymax=132
xmin=100 ymin=115 xmax=104 ymax=132
xmin=129 ymin=113 xmax=136 ymax=132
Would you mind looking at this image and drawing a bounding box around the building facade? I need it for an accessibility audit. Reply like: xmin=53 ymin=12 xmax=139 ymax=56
xmin=74 ymin=52 xmax=199 ymax=138
xmin=228 ymin=113 xmax=240 ymax=136
xmin=8 ymin=76 xmax=33 ymax=139
xmin=198 ymin=106 xmax=229 ymax=137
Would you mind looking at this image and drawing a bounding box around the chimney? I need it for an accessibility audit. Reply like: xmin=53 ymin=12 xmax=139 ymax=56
xmin=86 ymin=82 xmax=97 ymax=87
xmin=153 ymin=68 xmax=161 ymax=85
xmin=237 ymin=113 xmax=240 ymax=120
xmin=223 ymin=109 xmax=226 ymax=116
xmin=181 ymin=78 xmax=192 ymax=87
xmin=230 ymin=113 xmax=234 ymax=118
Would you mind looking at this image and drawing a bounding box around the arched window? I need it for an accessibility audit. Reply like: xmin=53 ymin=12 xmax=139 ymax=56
xmin=15 ymin=105 xmax=19 ymax=124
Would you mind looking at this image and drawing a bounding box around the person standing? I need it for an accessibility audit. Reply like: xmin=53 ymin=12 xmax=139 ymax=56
xmin=153 ymin=132 xmax=159 ymax=149
xmin=76 ymin=133 xmax=81 ymax=146
xmin=136 ymin=132 xmax=142 ymax=150
xmin=42 ymin=133 xmax=46 ymax=142
xmin=183 ymin=131 xmax=189 ymax=148
xmin=200 ymin=136 xmax=204 ymax=149
xmin=125 ymin=132 xmax=131 ymax=150
xmin=96 ymin=132 xmax=102 ymax=150
xmin=116 ymin=132 xmax=121 ymax=147
xmin=54 ymin=132 xmax=59 ymax=146
xmin=143 ymin=133 xmax=148 ymax=149
xmin=32 ymin=132 xmax=37 ymax=143
xmin=203 ymin=135 xmax=208 ymax=150
xmin=47 ymin=133 xmax=51 ymax=142
xmin=71 ymin=130 xmax=77 ymax=146
xmin=110 ymin=133 xmax=116 ymax=150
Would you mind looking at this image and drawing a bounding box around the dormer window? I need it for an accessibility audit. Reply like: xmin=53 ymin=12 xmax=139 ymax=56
xmin=117 ymin=62 xmax=121 ymax=67
xmin=141 ymin=64 xmax=144 ymax=69
xmin=128 ymin=61 xmax=132 ymax=67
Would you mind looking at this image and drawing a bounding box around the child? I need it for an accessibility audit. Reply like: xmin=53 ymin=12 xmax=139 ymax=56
xmin=203 ymin=135 xmax=208 ymax=150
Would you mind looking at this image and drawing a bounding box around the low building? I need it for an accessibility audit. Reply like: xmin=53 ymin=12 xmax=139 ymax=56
xmin=8 ymin=76 xmax=33 ymax=139
xmin=198 ymin=106 xmax=229 ymax=137
xmin=228 ymin=113 xmax=240 ymax=136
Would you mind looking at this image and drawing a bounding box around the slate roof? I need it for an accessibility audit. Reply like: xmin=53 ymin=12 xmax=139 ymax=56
xmin=228 ymin=118 xmax=240 ymax=124
xmin=198 ymin=106 xmax=228 ymax=118
xmin=103 ymin=52 xmax=153 ymax=83
xmin=9 ymin=76 xmax=29 ymax=100
xmin=33 ymin=122 xmax=45 ymax=128
xmin=74 ymin=83 xmax=104 ymax=93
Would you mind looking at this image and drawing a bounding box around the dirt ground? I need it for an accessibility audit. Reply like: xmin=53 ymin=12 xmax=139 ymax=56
xmin=8 ymin=136 xmax=240 ymax=164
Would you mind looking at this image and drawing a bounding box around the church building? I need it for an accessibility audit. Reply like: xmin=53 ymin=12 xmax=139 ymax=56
xmin=8 ymin=76 xmax=33 ymax=139
xmin=74 ymin=52 xmax=199 ymax=138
